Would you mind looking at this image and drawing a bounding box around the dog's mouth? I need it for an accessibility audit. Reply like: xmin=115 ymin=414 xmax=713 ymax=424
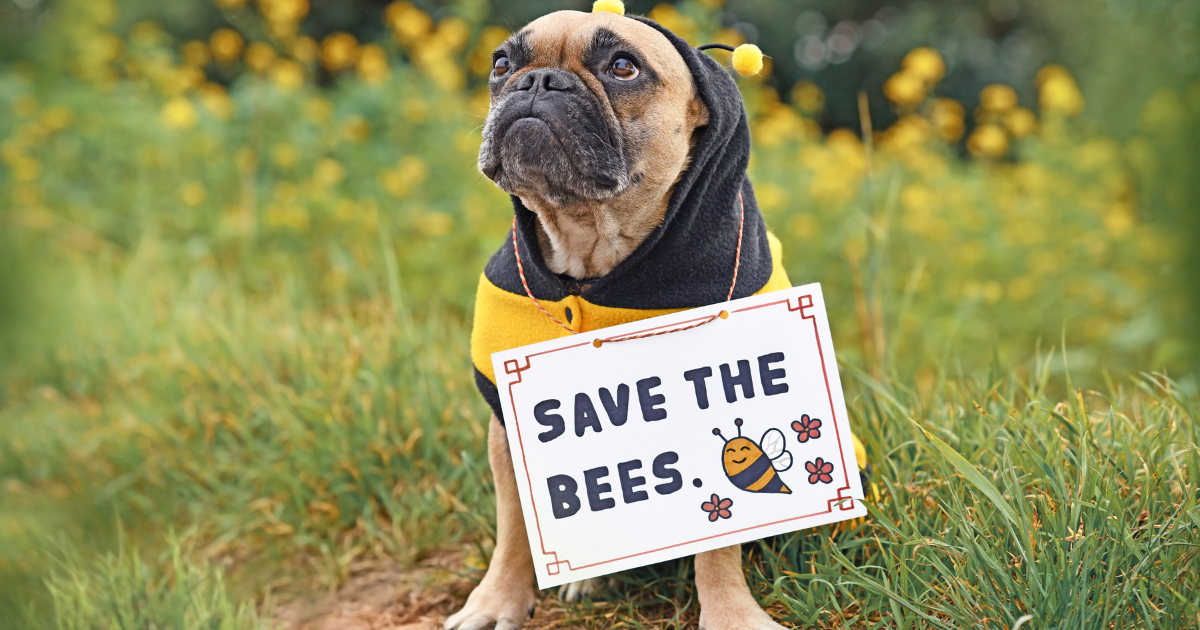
xmin=486 ymin=116 xmax=621 ymax=190
xmin=732 ymin=457 xmax=747 ymax=464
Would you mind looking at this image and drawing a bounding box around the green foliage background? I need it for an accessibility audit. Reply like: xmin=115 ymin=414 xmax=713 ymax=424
xmin=0 ymin=0 xmax=1198 ymax=627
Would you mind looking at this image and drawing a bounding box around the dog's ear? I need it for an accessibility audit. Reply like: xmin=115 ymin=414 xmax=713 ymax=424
xmin=687 ymin=95 xmax=710 ymax=129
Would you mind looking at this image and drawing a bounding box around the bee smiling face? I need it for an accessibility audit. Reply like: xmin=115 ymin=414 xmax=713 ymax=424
xmin=723 ymin=437 xmax=763 ymax=475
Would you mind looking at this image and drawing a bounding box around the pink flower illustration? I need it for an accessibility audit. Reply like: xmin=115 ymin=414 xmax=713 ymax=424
xmin=805 ymin=458 xmax=835 ymax=484
xmin=701 ymin=494 xmax=733 ymax=521
xmin=791 ymin=414 xmax=822 ymax=443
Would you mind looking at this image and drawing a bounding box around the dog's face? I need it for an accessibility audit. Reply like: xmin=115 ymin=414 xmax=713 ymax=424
xmin=478 ymin=10 xmax=708 ymax=220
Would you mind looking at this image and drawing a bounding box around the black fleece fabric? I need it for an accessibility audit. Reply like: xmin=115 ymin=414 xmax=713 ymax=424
xmin=473 ymin=15 xmax=774 ymax=421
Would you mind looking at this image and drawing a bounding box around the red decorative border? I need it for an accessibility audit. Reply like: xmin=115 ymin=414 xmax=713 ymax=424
xmin=504 ymin=294 xmax=854 ymax=578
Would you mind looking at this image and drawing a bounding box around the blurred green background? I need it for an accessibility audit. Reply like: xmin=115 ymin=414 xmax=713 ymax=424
xmin=1 ymin=0 xmax=1198 ymax=628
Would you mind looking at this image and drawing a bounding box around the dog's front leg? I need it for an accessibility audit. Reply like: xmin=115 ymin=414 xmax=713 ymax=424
xmin=695 ymin=545 xmax=786 ymax=630
xmin=445 ymin=414 xmax=538 ymax=630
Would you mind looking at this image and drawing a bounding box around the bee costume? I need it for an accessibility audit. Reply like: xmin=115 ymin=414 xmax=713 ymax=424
xmin=470 ymin=0 xmax=868 ymax=473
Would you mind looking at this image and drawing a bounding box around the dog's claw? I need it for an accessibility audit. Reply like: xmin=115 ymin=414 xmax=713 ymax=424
xmin=444 ymin=581 xmax=536 ymax=630
xmin=557 ymin=577 xmax=602 ymax=602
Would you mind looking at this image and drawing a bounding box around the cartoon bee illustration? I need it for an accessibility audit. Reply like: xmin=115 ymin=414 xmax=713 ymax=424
xmin=712 ymin=418 xmax=793 ymax=494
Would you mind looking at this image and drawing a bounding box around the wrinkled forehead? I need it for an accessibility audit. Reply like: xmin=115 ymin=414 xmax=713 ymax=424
xmin=507 ymin=10 xmax=691 ymax=86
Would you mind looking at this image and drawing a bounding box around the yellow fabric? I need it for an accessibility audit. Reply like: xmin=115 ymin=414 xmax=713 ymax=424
xmin=469 ymin=231 xmax=867 ymax=470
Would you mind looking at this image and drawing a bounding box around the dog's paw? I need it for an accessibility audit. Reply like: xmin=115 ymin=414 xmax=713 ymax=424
xmin=699 ymin=601 xmax=787 ymax=630
xmin=557 ymin=577 xmax=603 ymax=602
xmin=444 ymin=582 xmax=537 ymax=630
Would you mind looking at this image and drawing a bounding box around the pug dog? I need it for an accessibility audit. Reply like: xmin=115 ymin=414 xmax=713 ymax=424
xmin=447 ymin=9 xmax=789 ymax=630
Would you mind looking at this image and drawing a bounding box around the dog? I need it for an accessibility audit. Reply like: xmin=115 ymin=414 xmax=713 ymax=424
xmin=447 ymin=9 xmax=791 ymax=630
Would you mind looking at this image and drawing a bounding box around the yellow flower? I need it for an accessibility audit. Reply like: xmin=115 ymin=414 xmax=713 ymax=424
xmin=180 ymin=182 xmax=207 ymax=206
xmin=291 ymin=36 xmax=318 ymax=63
xmin=41 ymin=106 xmax=73 ymax=132
xmin=258 ymin=0 xmax=309 ymax=24
xmin=415 ymin=211 xmax=454 ymax=237
xmin=13 ymin=96 xmax=36 ymax=117
xmin=1138 ymin=88 xmax=1188 ymax=133
xmin=265 ymin=203 xmax=310 ymax=231
xmin=469 ymin=26 xmax=511 ymax=76
xmin=979 ymin=84 xmax=1018 ymax=114
xmin=648 ymin=4 xmax=697 ymax=44
xmin=356 ymin=44 xmax=389 ymax=84
xmin=436 ymin=17 xmax=471 ymax=52
xmin=386 ymin=1 xmax=433 ymax=45
xmin=790 ymin=81 xmax=824 ymax=114
xmin=379 ymin=155 xmax=428 ymax=197
xmin=321 ymin=32 xmax=360 ymax=72
xmin=181 ymin=40 xmax=210 ymax=67
xmin=901 ymin=47 xmax=944 ymax=86
xmin=927 ymin=98 xmax=964 ymax=142
xmin=272 ymin=143 xmax=299 ymax=168
xmin=305 ymin=97 xmax=333 ymax=123
xmin=1004 ymin=107 xmax=1037 ymax=138
xmin=162 ymin=96 xmax=199 ymax=129
xmin=198 ymin=83 xmax=235 ymax=120
xmin=1037 ymin=64 xmax=1084 ymax=116
xmin=343 ymin=116 xmax=371 ymax=142
xmin=210 ymin=28 xmax=245 ymax=64
xmin=13 ymin=157 xmax=41 ymax=182
xmin=245 ymin=42 xmax=277 ymax=74
xmin=270 ymin=59 xmax=305 ymax=92
xmin=967 ymin=124 xmax=1008 ymax=158
xmin=314 ymin=158 xmax=345 ymax=187
xmin=129 ymin=21 xmax=165 ymax=47
xmin=884 ymin=72 xmax=925 ymax=109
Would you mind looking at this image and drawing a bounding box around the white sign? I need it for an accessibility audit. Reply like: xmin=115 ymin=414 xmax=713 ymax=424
xmin=491 ymin=284 xmax=865 ymax=589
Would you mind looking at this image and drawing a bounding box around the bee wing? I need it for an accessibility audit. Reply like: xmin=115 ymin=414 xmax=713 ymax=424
xmin=772 ymin=450 xmax=793 ymax=472
xmin=761 ymin=428 xmax=787 ymax=459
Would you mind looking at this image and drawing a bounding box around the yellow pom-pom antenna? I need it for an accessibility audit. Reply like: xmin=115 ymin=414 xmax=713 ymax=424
xmin=592 ymin=0 xmax=625 ymax=15
xmin=697 ymin=42 xmax=765 ymax=76
xmin=731 ymin=44 xmax=763 ymax=76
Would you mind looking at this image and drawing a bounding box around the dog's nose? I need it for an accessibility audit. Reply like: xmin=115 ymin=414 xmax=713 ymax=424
xmin=517 ymin=68 xmax=574 ymax=92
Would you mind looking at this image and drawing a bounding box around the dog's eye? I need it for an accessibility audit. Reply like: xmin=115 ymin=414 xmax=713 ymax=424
xmin=493 ymin=56 xmax=511 ymax=77
xmin=610 ymin=57 xmax=639 ymax=80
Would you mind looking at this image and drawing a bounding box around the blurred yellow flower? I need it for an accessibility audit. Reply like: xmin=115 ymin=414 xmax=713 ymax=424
xmin=1123 ymin=136 xmax=1158 ymax=177
xmin=130 ymin=21 xmax=165 ymax=47
xmin=198 ymin=83 xmax=235 ymax=120
xmin=321 ymin=32 xmax=360 ymax=72
xmin=258 ymin=0 xmax=310 ymax=24
xmin=343 ymin=116 xmax=371 ymax=142
xmin=162 ymin=96 xmax=199 ymax=129
xmin=291 ymin=36 xmax=319 ymax=63
xmin=648 ymin=4 xmax=697 ymax=44
xmin=89 ymin=0 xmax=119 ymax=26
xmin=13 ymin=96 xmax=36 ymax=117
xmin=181 ymin=41 xmax=210 ymax=67
xmin=305 ymin=97 xmax=333 ymax=123
xmin=1037 ymin=64 xmax=1084 ymax=116
xmin=901 ymin=47 xmax=944 ymax=86
xmin=979 ymin=84 xmax=1018 ymax=114
xmin=436 ymin=17 xmax=472 ymax=52
xmin=1073 ymin=138 xmax=1119 ymax=172
xmin=180 ymin=182 xmax=207 ymax=206
xmin=245 ymin=42 xmax=278 ymax=74
xmin=469 ymin=26 xmax=511 ymax=76
xmin=380 ymin=155 xmax=428 ymax=197
xmin=386 ymin=1 xmax=433 ymax=45
xmin=884 ymin=72 xmax=925 ymax=110
xmin=41 ymin=106 xmax=73 ymax=132
xmin=270 ymin=59 xmax=305 ymax=92
xmin=1103 ymin=202 xmax=1135 ymax=237
xmin=210 ymin=28 xmax=245 ymax=64
xmin=1138 ymin=88 xmax=1188 ymax=133
xmin=928 ymin=98 xmax=964 ymax=142
xmin=13 ymin=157 xmax=41 ymax=182
xmin=266 ymin=203 xmax=310 ymax=231
xmin=357 ymin=44 xmax=390 ymax=84
xmin=967 ymin=124 xmax=1008 ymax=158
xmin=314 ymin=158 xmax=345 ymax=187
xmin=416 ymin=211 xmax=454 ymax=237
xmin=402 ymin=98 xmax=428 ymax=122
xmin=272 ymin=143 xmax=299 ymax=168
xmin=1004 ymin=107 xmax=1037 ymax=138
xmin=791 ymin=81 xmax=825 ymax=114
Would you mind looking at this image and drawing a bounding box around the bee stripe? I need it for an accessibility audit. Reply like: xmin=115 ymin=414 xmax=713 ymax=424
xmin=759 ymin=473 xmax=790 ymax=494
xmin=729 ymin=454 xmax=772 ymax=489
xmin=746 ymin=466 xmax=776 ymax=491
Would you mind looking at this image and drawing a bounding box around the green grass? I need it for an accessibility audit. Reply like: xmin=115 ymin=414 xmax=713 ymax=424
xmin=2 ymin=4 xmax=1198 ymax=626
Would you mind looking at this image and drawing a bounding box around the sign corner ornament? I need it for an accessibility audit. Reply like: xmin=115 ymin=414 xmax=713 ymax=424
xmin=491 ymin=283 xmax=867 ymax=588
